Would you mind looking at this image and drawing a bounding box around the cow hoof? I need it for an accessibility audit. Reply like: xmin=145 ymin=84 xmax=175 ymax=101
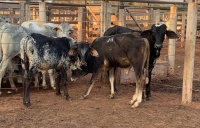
xmin=131 ymin=102 xmax=139 ymax=108
xmin=66 ymin=96 xmax=72 ymax=101
xmin=56 ymin=92 xmax=61 ymax=96
xmin=146 ymin=96 xmax=153 ymax=101
xmin=115 ymin=91 xmax=121 ymax=95
xmin=142 ymin=98 xmax=146 ymax=103
xmin=52 ymin=87 xmax=56 ymax=90
xmin=43 ymin=86 xmax=48 ymax=90
xmin=23 ymin=102 xmax=32 ymax=108
xmin=130 ymin=99 xmax=136 ymax=105
xmin=14 ymin=89 xmax=18 ymax=94
xmin=109 ymin=94 xmax=115 ymax=99
xmin=80 ymin=95 xmax=87 ymax=100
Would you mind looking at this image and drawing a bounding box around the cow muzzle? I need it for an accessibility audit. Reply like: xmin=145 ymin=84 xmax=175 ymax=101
xmin=154 ymin=44 xmax=163 ymax=49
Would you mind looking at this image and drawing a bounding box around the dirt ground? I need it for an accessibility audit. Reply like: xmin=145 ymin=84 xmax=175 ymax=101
xmin=0 ymin=39 xmax=200 ymax=128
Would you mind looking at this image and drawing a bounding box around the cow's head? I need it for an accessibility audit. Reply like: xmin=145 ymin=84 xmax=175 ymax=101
xmin=77 ymin=42 xmax=98 ymax=66
xmin=140 ymin=24 xmax=179 ymax=49
xmin=57 ymin=22 xmax=74 ymax=37
xmin=70 ymin=42 xmax=99 ymax=81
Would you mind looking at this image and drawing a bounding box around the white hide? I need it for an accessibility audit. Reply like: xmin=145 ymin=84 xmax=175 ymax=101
xmin=0 ymin=23 xmax=28 ymax=95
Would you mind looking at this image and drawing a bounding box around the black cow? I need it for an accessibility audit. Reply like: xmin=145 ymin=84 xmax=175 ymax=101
xmin=72 ymin=33 xmax=150 ymax=108
xmin=103 ymin=24 xmax=179 ymax=100
xmin=103 ymin=25 xmax=142 ymax=36
xmin=20 ymin=33 xmax=81 ymax=108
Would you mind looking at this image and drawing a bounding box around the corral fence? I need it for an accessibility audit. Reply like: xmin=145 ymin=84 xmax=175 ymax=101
xmin=0 ymin=1 xmax=195 ymax=43
xmin=0 ymin=1 xmax=199 ymax=104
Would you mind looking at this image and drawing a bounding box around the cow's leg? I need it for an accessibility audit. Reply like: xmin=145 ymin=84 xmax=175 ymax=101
xmin=130 ymin=80 xmax=139 ymax=104
xmin=8 ymin=73 xmax=18 ymax=93
xmin=23 ymin=67 xmax=37 ymax=108
xmin=130 ymin=64 xmax=146 ymax=108
xmin=60 ymin=69 xmax=71 ymax=100
xmin=145 ymin=70 xmax=153 ymax=100
xmin=7 ymin=62 xmax=18 ymax=93
xmin=34 ymin=73 xmax=39 ymax=88
xmin=109 ymin=68 xmax=115 ymax=98
xmin=114 ymin=67 xmax=121 ymax=94
xmin=0 ymin=58 xmax=12 ymax=96
xmin=55 ymin=70 xmax=61 ymax=95
xmin=48 ymin=69 xmax=56 ymax=90
xmin=81 ymin=70 xmax=100 ymax=99
xmin=41 ymin=70 xmax=47 ymax=89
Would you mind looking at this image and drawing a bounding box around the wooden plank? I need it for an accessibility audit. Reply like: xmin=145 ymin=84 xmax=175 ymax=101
xmin=125 ymin=20 xmax=151 ymax=24
xmin=0 ymin=3 xmax=21 ymax=9
xmin=86 ymin=6 xmax=100 ymax=22
xmin=49 ymin=14 xmax=78 ymax=17
xmin=47 ymin=6 xmax=78 ymax=10
xmin=125 ymin=8 xmax=142 ymax=30
xmin=0 ymin=14 xmax=21 ymax=18
xmin=125 ymin=13 xmax=151 ymax=16
xmin=182 ymin=1 xmax=197 ymax=104
xmin=50 ymin=21 xmax=78 ymax=24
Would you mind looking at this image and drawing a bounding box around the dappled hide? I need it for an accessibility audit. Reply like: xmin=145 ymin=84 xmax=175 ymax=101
xmin=20 ymin=33 xmax=80 ymax=107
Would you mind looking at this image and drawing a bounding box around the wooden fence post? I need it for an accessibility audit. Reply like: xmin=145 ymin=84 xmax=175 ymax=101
xmin=20 ymin=2 xmax=25 ymax=24
xmin=181 ymin=13 xmax=186 ymax=46
xmin=168 ymin=4 xmax=177 ymax=75
xmin=182 ymin=1 xmax=197 ymax=104
xmin=77 ymin=7 xmax=84 ymax=42
xmin=39 ymin=2 xmax=46 ymax=25
xmin=100 ymin=1 xmax=111 ymax=36
xmin=154 ymin=9 xmax=160 ymax=24
xmin=118 ymin=8 xmax=124 ymax=26
xmin=100 ymin=1 xmax=105 ymax=36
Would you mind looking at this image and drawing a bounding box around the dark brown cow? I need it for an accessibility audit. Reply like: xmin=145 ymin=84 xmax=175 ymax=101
xmin=71 ymin=33 xmax=150 ymax=108
xmin=103 ymin=24 xmax=179 ymax=100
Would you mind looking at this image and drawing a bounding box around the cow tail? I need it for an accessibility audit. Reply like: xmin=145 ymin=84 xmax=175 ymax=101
xmin=144 ymin=38 xmax=150 ymax=84
xmin=21 ymin=36 xmax=31 ymax=77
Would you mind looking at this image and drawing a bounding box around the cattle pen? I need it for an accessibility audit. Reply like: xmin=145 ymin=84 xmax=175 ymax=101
xmin=0 ymin=0 xmax=200 ymax=127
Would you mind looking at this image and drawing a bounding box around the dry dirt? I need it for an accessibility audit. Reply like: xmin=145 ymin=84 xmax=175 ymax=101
xmin=0 ymin=39 xmax=200 ymax=128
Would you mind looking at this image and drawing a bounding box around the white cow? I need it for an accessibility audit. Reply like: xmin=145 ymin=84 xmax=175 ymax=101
xmin=0 ymin=21 xmax=74 ymax=95
xmin=0 ymin=23 xmax=28 ymax=95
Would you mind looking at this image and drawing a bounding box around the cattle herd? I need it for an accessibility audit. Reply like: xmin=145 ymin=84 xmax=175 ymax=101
xmin=0 ymin=16 xmax=179 ymax=108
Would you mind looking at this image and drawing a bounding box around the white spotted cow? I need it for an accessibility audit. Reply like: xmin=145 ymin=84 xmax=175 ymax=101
xmin=0 ymin=18 xmax=73 ymax=95
xmin=21 ymin=21 xmax=74 ymax=90
xmin=20 ymin=33 xmax=81 ymax=108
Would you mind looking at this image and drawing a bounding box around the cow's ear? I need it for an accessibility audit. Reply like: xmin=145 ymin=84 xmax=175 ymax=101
xmin=140 ymin=30 xmax=152 ymax=38
xmin=68 ymin=49 xmax=75 ymax=56
xmin=69 ymin=44 xmax=78 ymax=56
xmin=53 ymin=27 xmax=62 ymax=32
xmin=90 ymin=48 xmax=99 ymax=57
xmin=166 ymin=30 xmax=179 ymax=39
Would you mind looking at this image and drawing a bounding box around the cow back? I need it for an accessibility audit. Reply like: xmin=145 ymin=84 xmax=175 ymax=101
xmin=92 ymin=33 xmax=148 ymax=68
